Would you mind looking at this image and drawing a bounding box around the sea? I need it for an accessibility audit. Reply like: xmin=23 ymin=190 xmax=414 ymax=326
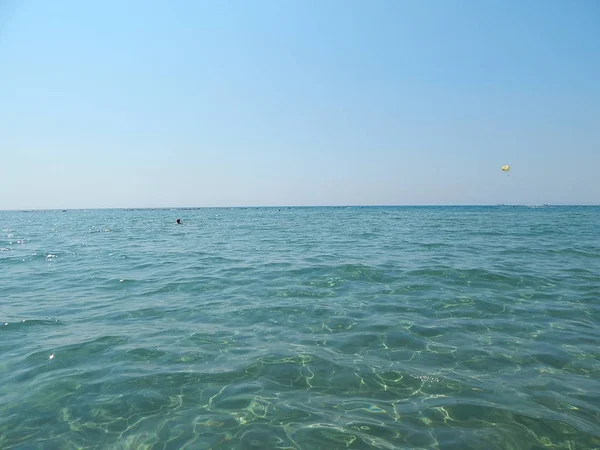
xmin=1 ymin=206 xmax=599 ymax=450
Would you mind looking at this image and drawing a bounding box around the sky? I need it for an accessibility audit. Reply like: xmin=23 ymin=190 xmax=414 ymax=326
xmin=1 ymin=0 xmax=599 ymax=209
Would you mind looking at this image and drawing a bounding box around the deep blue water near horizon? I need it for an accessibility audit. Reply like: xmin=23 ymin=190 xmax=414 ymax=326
xmin=1 ymin=206 xmax=599 ymax=449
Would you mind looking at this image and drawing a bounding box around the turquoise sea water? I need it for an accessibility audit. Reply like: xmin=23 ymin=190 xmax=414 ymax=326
xmin=1 ymin=206 xmax=599 ymax=449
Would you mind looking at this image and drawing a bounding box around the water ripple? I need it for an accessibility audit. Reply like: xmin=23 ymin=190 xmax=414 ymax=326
xmin=1 ymin=206 xmax=600 ymax=449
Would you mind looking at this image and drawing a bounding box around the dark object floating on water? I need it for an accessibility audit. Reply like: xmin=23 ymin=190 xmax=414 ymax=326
xmin=176 ymin=218 xmax=181 ymax=224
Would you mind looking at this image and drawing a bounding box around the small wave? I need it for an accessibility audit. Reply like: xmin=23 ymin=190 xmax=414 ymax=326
xmin=25 ymin=335 xmax=127 ymax=363
xmin=336 ymin=264 xmax=391 ymax=283
xmin=274 ymin=287 xmax=336 ymax=299
xmin=550 ymin=247 xmax=600 ymax=258
xmin=1 ymin=318 xmax=62 ymax=331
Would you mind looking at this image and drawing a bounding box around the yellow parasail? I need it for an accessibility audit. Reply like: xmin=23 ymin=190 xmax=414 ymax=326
xmin=501 ymin=165 xmax=511 ymax=172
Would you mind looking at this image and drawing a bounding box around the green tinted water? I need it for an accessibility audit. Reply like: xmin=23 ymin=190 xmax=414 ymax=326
xmin=1 ymin=206 xmax=599 ymax=449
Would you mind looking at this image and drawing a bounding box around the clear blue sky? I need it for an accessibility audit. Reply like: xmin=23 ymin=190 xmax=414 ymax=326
xmin=1 ymin=0 xmax=598 ymax=209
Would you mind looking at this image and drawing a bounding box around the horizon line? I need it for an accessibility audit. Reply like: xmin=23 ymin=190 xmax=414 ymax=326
xmin=2 ymin=203 xmax=599 ymax=212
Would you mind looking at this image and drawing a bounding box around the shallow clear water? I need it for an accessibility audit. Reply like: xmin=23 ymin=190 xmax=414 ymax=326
xmin=1 ymin=206 xmax=599 ymax=449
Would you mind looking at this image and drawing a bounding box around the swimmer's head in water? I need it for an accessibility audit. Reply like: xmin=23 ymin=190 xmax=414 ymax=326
xmin=176 ymin=218 xmax=181 ymax=224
